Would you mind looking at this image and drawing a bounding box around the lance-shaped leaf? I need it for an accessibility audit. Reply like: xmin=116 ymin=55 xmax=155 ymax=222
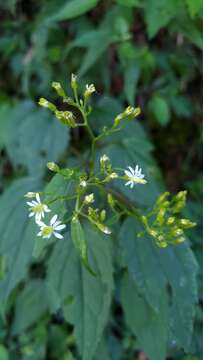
xmin=47 ymin=223 xmax=113 ymax=360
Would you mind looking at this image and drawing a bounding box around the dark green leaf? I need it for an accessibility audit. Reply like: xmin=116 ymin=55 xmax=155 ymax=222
xmin=149 ymin=95 xmax=170 ymax=126
xmin=121 ymin=272 xmax=168 ymax=360
xmin=5 ymin=101 xmax=69 ymax=176
xmin=0 ymin=177 xmax=42 ymax=304
xmin=12 ymin=280 xmax=48 ymax=335
xmin=47 ymin=223 xmax=113 ymax=360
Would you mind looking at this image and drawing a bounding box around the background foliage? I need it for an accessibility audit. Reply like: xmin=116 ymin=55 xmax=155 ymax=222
xmin=0 ymin=0 xmax=203 ymax=359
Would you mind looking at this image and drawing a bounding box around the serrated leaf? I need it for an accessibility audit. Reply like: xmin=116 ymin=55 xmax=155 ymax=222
xmin=0 ymin=177 xmax=42 ymax=304
xmin=47 ymin=0 xmax=99 ymax=22
xmin=119 ymin=218 xmax=198 ymax=351
xmin=12 ymin=280 xmax=48 ymax=335
xmin=185 ymin=0 xmax=203 ymax=17
xmin=149 ymin=95 xmax=170 ymax=126
xmin=47 ymin=223 xmax=113 ymax=360
xmin=71 ymin=217 xmax=95 ymax=275
xmin=121 ymin=272 xmax=168 ymax=360
xmin=5 ymin=101 xmax=69 ymax=176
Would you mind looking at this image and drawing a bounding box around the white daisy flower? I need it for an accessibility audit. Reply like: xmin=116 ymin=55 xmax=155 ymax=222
xmin=26 ymin=193 xmax=50 ymax=222
xmin=37 ymin=214 xmax=66 ymax=240
xmin=124 ymin=165 xmax=147 ymax=189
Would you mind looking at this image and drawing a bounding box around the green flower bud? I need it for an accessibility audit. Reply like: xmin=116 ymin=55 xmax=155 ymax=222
xmin=100 ymin=210 xmax=106 ymax=222
xmin=167 ymin=217 xmax=175 ymax=225
xmin=52 ymin=82 xmax=65 ymax=97
xmin=71 ymin=74 xmax=78 ymax=89
xmin=38 ymin=98 xmax=56 ymax=112
xmin=179 ymin=218 xmax=196 ymax=229
xmin=55 ymin=110 xmax=76 ymax=128
xmin=47 ymin=162 xmax=59 ymax=172
xmin=84 ymin=84 xmax=96 ymax=98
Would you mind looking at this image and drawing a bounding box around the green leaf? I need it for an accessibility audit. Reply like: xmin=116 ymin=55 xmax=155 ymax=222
xmin=0 ymin=345 xmax=9 ymax=360
xmin=12 ymin=280 xmax=48 ymax=335
xmin=121 ymin=272 xmax=168 ymax=360
xmin=71 ymin=217 xmax=95 ymax=275
xmin=124 ymin=63 xmax=140 ymax=105
xmin=149 ymin=95 xmax=170 ymax=126
xmin=115 ymin=0 xmax=140 ymax=6
xmin=47 ymin=0 xmax=100 ymax=22
xmin=0 ymin=103 xmax=10 ymax=150
xmin=185 ymin=0 xmax=203 ymax=17
xmin=144 ymin=0 xmax=177 ymax=38
xmin=5 ymin=101 xmax=69 ymax=176
xmin=0 ymin=177 xmax=42 ymax=304
xmin=119 ymin=218 xmax=198 ymax=351
xmin=78 ymin=31 xmax=112 ymax=76
xmin=47 ymin=223 xmax=113 ymax=360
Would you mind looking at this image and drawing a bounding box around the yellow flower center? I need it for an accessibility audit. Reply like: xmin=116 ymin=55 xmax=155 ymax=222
xmin=31 ymin=204 xmax=44 ymax=213
xmin=41 ymin=226 xmax=53 ymax=237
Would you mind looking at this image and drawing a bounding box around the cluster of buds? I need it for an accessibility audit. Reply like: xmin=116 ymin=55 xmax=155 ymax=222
xmin=55 ymin=110 xmax=76 ymax=127
xmin=139 ymin=191 xmax=196 ymax=248
xmin=114 ymin=106 xmax=141 ymax=127
xmin=87 ymin=207 xmax=111 ymax=235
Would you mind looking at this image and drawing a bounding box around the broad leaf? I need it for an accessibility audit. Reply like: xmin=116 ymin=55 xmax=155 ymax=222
xmin=121 ymin=272 xmax=168 ymax=360
xmin=0 ymin=177 xmax=42 ymax=304
xmin=12 ymin=280 xmax=48 ymax=335
xmin=47 ymin=223 xmax=113 ymax=360
xmin=5 ymin=101 xmax=69 ymax=176
xmin=119 ymin=218 xmax=198 ymax=351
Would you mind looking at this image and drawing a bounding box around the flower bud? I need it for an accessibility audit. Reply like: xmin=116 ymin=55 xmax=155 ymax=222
xmin=47 ymin=162 xmax=59 ymax=172
xmin=179 ymin=218 xmax=196 ymax=229
xmin=84 ymin=193 xmax=94 ymax=204
xmin=84 ymin=84 xmax=96 ymax=98
xmin=24 ymin=192 xmax=36 ymax=198
xmin=52 ymin=82 xmax=65 ymax=97
xmin=97 ymin=223 xmax=111 ymax=235
xmin=55 ymin=110 xmax=77 ymax=128
xmin=38 ymin=98 xmax=56 ymax=112
xmin=71 ymin=74 xmax=78 ymax=89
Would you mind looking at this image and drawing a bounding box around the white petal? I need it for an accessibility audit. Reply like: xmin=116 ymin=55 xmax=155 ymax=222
xmin=54 ymin=221 xmax=61 ymax=227
xmin=37 ymin=231 xmax=42 ymax=236
xmin=50 ymin=214 xmax=58 ymax=225
xmin=55 ymin=224 xmax=66 ymax=231
xmin=128 ymin=166 xmax=134 ymax=174
xmin=130 ymin=182 xmax=134 ymax=189
xmin=36 ymin=220 xmax=45 ymax=227
xmin=135 ymin=165 xmax=139 ymax=172
xmin=54 ymin=232 xmax=63 ymax=239
xmin=42 ymin=212 xmax=45 ymax=218
xmin=36 ymin=193 xmax=41 ymax=203
xmin=125 ymin=170 xmax=133 ymax=177
xmin=29 ymin=212 xmax=34 ymax=217
xmin=125 ymin=181 xmax=132 ymax=186
xmin=27 ymin=201 xmax=34 ymax=206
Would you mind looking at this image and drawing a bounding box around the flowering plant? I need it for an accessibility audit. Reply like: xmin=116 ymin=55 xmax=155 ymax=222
xmin=25 ymin=75 xmax=195 ymax=272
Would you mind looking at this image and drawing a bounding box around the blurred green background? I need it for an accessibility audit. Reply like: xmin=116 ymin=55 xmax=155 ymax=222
xmin=0 ymin=0 xmax=203 ymax=359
